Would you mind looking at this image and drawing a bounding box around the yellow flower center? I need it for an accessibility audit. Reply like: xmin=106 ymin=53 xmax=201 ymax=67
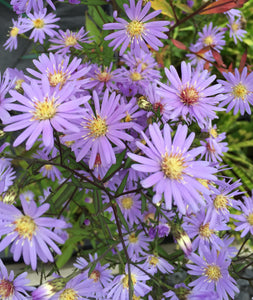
xmin=121 ymin=197 xmax=134 ymax=210
xmin=130 ymin=72 xmax=142 ymax=81
xmin=180 ymin=86 xmax=199 ymax=105
xmin=197 ymin=178 xmax=209 ymax=189
xmin=232 ymin=83 xmax=248 ymax=100
xmin=14 ymin=215 xmax=37 ymax=240
xmin=231 ymin=22 xmax=239 ymax=32
xmin=48 ymin=70 xmax=67 ymax=88
xmin=149 ymin=256 xmax=159 ymax=266
xmin=126 ymin=20 xmax=144 ymax=38
xmin=89 ymin=270 xmax=101 ymax=282
xmin=85 ymin=115 xmax=108 ymax=139
xmin=122 ymin=274 xmax=137 ymax=289
xmin=33 ymin=18 xmax=45 ymax=29
xmin=203 ymin=35 xmax=214 ymax=46
xmin=214 ymin=194 xmax=228 ymax=210
xmin=65 ymin=35 xmax=77 ymax=47
xmin=128 ymin=232 xmax=138 ymax=244
xmin=209 ymin=127 xmax=218 ymax=138
xmin=33 ymin=97 xmax=57 ymax=120
xmin=15 ymin=79 xmax=25 ymax=91
xmin=0 ymin=279 xmax=14 ymax=298
xmin=96 ymin=71 xmax=112 ymax=83
xmin=247 ymin=213 xmax=253 ymax=225
xmin=205 ymin=264 xmax=222 ymax=282
xmin=10 ymin=27 xmax=19 ymax=37
xmin=161 ymin=152 xmax=186 ymax=180
xmin=199 ymin=223 xmax=214 ymax=238
xmin=44 ymin=164 xmax=53 ymax=171
xmin=59 ymin=288 xmax=78 ymax=300
xmin=133 ymin=295 xmax=140 ymax=300
xmin=125 ymin=112 xmax=132 ymax=122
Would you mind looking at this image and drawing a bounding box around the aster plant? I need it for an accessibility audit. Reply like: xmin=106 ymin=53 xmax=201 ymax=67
xmin=1 ymin=0 xmax=253 ymax=299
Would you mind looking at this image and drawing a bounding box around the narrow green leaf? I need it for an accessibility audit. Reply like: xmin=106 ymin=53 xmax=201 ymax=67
xmin=229 ymin=140 xmax=253 ymax=150
xmin=174 ymin=2 xmax=193 ymax=13
xmin=103 ymin=149 xmax=126 ymax=182
xmin=116 ymin=204 xmax=129 ymax=232
xmin=141 ymin=193 xmax=147 ymax=214
xmin=85 ymin=13 xmax=101 ymax=43
xmin=115 ymin=172 xmax=129 ymax=196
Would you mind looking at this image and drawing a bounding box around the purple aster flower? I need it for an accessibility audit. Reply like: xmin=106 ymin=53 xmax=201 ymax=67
xmin=21 ymin=9 xmax=60 ymax=44
xmin=128 ymin=123 xmax=217 ymax=214
xmin=62 ymin=89 xmax=134 ymax=168
xmin=10 ymin=0 xmax=57 ymax=14
xmin=32 ymin=277 xmax=67 ymax=300
xmin=3 ymin=17 xmax=27 ymax=51
xmin=7 ymin=68 xmax=27 ymax=93
xmin=49 ymin=27 xmax=93 ymax=55
xmin=200 ymin=121 xmax=228 ymax=162
xmin=157 ymin=61 xmax=225 ymax=126
xmin=117 ymin=193 xmax=142 ymax=226
xmin=27 ymin=52 xmax=90 ymax=90
xmin=122 ymin=230 xmax=151 ymax=257
xmin=104 ymin=264 xmax=151 ymax=300
xmin=187 ymin=246 xmax=239 ymax=300
xmin=0 ymin=259 xmax=34 ymax=299
xmin=186 ymin=43 xmax=214 ymax=71
xmin=195 ymin=22 xmax=226 ymax=52
xmin=218 ymin=67 xmax=253 ymax=115
xmin=233 ymin=191 xmax=253 ymax=237
xmin=4 ymin=77 xmax=89 ymax=150
xmin=103 ymin=0 xmax=170 ymax=55
xmin=143 ymin=254 xmax=174 ymax=275
xmin=0 ymin=70 xmax=16 ymax=123
xmin=227 ymin=16 xmax=247 ymax=44
xmin=33 ymin=150 xmax=62 ymax=181
xmin=205 ymin=178 xmax=242 ymax=227
xmin=0 ymin=158 xmax=16 ymax=195
xmin=182 ymin=207 xmax=227 ymax=252
xmin=0 ymin=198 xmax=67 ymax=270
xmin=20 ymin=190 xmax=34 ymax=204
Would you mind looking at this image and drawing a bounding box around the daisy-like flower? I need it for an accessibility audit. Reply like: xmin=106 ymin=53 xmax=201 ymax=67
xmin=32 ymin=277 xmax=67 ymax=300
xmin=27 ymin=53 xmax=90 ymax=90
xmin=103 ymin=0 xmax=170 ymax=55
xmin=122 ymin=230 xmax=151 ymax=257
xmin=158 ymin=61 xmax=225 ymax=126
xmin=21 ymin=8 xmax=60 ymax=44
xmin=128 ymin=123 xmax=217 ymax=214
xmin=200 ymin=122 xmax=228 ymax=162
xmin=104 ymin=264 xmax=151 ymax=300
xmin=0 ymin=259 xmax=34 ymax=299
xmin=7 ymin=68 xmax=27 ymax=93
xmin=233 ymin=191 xmax=253 ymax=237
xmin=3 ymin=17 xmax=26 ymax=51
xmin=186 ymin=43 xmax=214 ymax=71
xmin=0 ymin=70 xmax=16 ymax=123
xmin=49 ymin=27 xmax=92 ymax=55
xmin=10 ymin=0 xmax=57 ymax=14
xmin=143 ymin=254 xmax=174 ymax=275
xmin=117 ymin=193 xmax=142 ymax=225
xmin=0 ymin=149 xmax=16 ymax=195
xmin=195 ymin=22 xmax=226 ymax=52
xmin=227 ymin=16 xmax=247 ymax=44
xmin=0 ymin=198 xmax=67 ymax=270
xmin=187 ymin=246 xmax=239 ymax=300
xmin=4 ymin=77 xmax=90 ymax=150
xmin=218 ymin=67 xmax=253 ymax=115
xmin=62 ymin=89 xmax=134 ymax=168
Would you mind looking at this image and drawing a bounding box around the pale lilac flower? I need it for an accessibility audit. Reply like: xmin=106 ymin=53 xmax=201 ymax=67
xmin=158 ymin=61 xmax=225 ymax=126
xmin=62 ymin=89 xmax=134 ymax=168
xmin=103 ymin=0 xmax=170 ymax=55
xmin=186 ymin=43 xmax=214 ymax=71
xmin=0 ymin=259 xmax=34 ymax=299
xmin=122 ymin=230 xmax=151 ymax=257
xmin=3 ymin=17 xmax=26 ymax=51
xmin=10 ymin=0 xmax=57 ymax=14
xmin=227 ymin=16 xmax=247 ymax=44
xmin=117 ymin=193 xmax=142 ymax=225
xmin=187 ymin=246 xmax=239 ymax=300
xmin=218 ymin=67 xmax=253 ymax=115
xmin=128 ymin=123 xmax=217 ymax=214
xmin=21 ymin=9 xmax=60 ymax=44
xmin=4 ymin=77 xmax=89 ymax=150
xmin=104 ymin=264 xmax=151 ymax=300
xmin=233 ymin=191 xmax=253 ymax=237
xmin=144 ymin=254 xmax=174 ymax=275
xmin=7 ymin=68 xmax=27 ymax=92
xmin=0 ymin=198 xmax=67 ymax=270
xmin=20 ymin=191 xmax=34 ymax=203
xmin=0 ymin=145 xmax=16 ymax=194
xmin=0 ymin=70 xmax=16 ymax=122
xmin=195 ymin=22 xmax=226 ymax=52
xmin=49 ymin=27 xmax=92 ymax=55
xmin=27 ymin=52 xmax=90 ymax=90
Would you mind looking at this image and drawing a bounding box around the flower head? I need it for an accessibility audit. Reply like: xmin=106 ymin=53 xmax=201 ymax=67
xmin=227 ymin=16 xmax=247 ymax=44
xmin=103 ymin=0 xmax=170 ymax=55
xmin=4 ymin=17 xmax=27 ymax=51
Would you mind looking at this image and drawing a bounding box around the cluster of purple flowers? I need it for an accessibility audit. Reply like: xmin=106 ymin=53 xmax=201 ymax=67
xmin=0 ymin=0 xmax=253 ymax=299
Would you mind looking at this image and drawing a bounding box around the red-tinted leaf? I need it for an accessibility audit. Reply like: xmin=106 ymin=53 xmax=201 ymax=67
xmin=171 ymin=39 xmax=188 ymax=51
xmin=211 ymin=47 xmax=226 ymax=67
xmin=239 ymin=49 xmax=247 ymax=73
xmin=200 ymin=0 xmax=248 ymax=15
xmin=195 ymin=46 xmax=211 ymax=55
xmin=228 ymin=62 xmax=234 ymax=73
xmin=204 ymin=61 xmax=210 ymax=71
xmin=217 ymin=67 xmax=229 ymax=74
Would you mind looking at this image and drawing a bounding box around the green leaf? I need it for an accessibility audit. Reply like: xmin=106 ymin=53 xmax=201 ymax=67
xmin=103 ymin=149 xmax=126 ymax=182
xmin=229 ymin=140 xmax=253 ymax=150
xmin=141 ymin=193 xmax=147 ymax=214
xmin=85 ymin=12 xmax=101 ymax=44
xmin=116 ymin=204 xmax=129 ymax=232
xmin=115 ymin=172 xmax=129 ymax=196
xmin=174 ymin=2 xmax=193 ymax=14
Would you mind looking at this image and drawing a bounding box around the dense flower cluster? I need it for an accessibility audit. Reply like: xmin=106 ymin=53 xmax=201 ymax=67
xmin=0 ymin=0 xmax=252 ymax=299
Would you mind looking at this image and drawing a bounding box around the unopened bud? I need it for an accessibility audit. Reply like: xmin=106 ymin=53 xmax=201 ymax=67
xmin=137 ymin=96 xmax=152 ymax=111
